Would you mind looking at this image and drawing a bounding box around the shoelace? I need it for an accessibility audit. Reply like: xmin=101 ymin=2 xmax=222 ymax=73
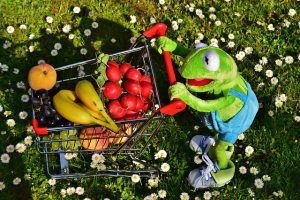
xmin=201 ymin=154 xmax=218 ymax=181
xmin=203 ymin=137 xmax=216 ymax=154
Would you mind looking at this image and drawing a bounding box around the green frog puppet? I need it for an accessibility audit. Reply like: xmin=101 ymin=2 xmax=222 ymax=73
xmin=157 ymin=37 xmax=259 ymax=189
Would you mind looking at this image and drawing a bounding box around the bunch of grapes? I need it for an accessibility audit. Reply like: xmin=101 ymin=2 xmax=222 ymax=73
xmin=32 ymin=89 xmax=63 ymax=126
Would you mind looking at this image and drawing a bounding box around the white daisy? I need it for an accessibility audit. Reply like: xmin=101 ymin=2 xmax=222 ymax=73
xmin=46 ymin=28 xmax=52 ymax=34
xmin=271 ymin=77 xmax=278 ymax=85
xmin=84 ymin=29 xmax=91 ymax=37
xmin=17 ymin=81 xmax=26 ymax=89
xmin=6 ymin=144 xmax=15 ymax=153
xmin=80 ymin=48 xmax=87 ymax=55
xmin=203 ymin=191 xmax=212 ymax=200
xmin=1 ymin=64 xmax=9 ymax=72
xmin=220 ymin=37 xmax=225 ymax=42
xmin=209 ymin=7 xmax=216 ymax=12
xmin=283 ymin=19 xmax=291 ymax=27
xmin=159 ymin=0 xmax=165 ymax=5
xmin=196 ymin=9 xmax=202 ymax=16
xmin=130 ymin=15 xmax=137 ymax=24
xmin=6 ymin=119 xmax=16 ymax=127
xmin=97 ymin=163 xmax=106 ymax=171
xmin=235 ymin=53 xmax=244 ymax=61
xmin=262 ymin=175 xmax=271 ymax=182
xmin=294 ymin=116 xmax=300 ymax=122
xmin=15 ymin=143 xmax=26 ymax=153
xmin=67 ymin=187 xmax=76 ymax=195
xmin=24 ymin=136 xmax=33 ymax=146
xmin=278 ymin=190 xmax=284 ymax=197
xmin=288 ymin=9 xmax=296 ymax=17
xmin=228 ymin=34 xmax=235 ymax=40
xmin=267 ymin=24 xmax=275 ymax=31
xmin=275 ymin=59 xmax=283 ymax=66
xmin=54 ymin=43 xmax=62 ymax=50
xmin=250 ymin=167 xmax=259 ymax=175
xmin=194 ymin=155 xmax=203 ymax=164
xmin=268 ymin=110 xmax=274 ymax=117
xmin=4 ymin=111 xmax=11 ymax=117
xmin=188 ymin=6 xmax=194 ymax=12
xmin=275 ymin=100 xmax=283 ymax=108
xmin=0 ymin=182 xmax=5 ymax=191
xmin=13 ymin=68 xmax=19 ymax=74
xmin=13 ymin=177 xmax=21 ymax=185
xmin=21 ymin=94 xmax=30 ymax=102
xmin=51 ymin=49 xmax=58 ymax=56
xmin=209 ymin=14 xmax=216 ymax=20
xmin=238 ymin=133 xmax=245 ymax=140
xmin=91 ymin=22 xmax=99 ymax=29
xmin=158 ymin=190 xmax=167 ymax=198
xmin=285 ymin=56 xmax=294 ymax=64
xmin=130 ymin=36 xmax=137 ymax=44
xmin=245 ymin=47 xmax=253 ymax=54
xmin=28 ymin=33 xmax=35 ymax=40
xmin=6 ymin=26 xmax=15 ymax=34
xmin=48 ymin=179 xmax=56 ymax=186
xmin=76 ymin=187 xmax=84 ymax=195
xmin=0 ymin=105 xmax=3 ymax=112
xmin=150 ymin=17 xmax=156 ymax=24
xmin=239 ymin=166 xmax=247 ymax=174
xmin=19 ymin=111 xmax=28 ymax=119
xmin=245 ymin=146 xmax=254 ymax=156
xmin=248 ymin=188 xmax=255 ymax=197
xmin=254 ymin=178 xmax=264 ymax=189
xmin=161 ymin=163 xmax=170 ymax=172
xmin=260 ymin=56 xmax=268 ymax=65
xmin=180 ymin=192 xmax=190 ymax=200
xmin=62 ymin=24 xmax=71 ymax=33
xmin=172 ymin=23 xmax=179 ymax=30
xmin=111 ymin=38 xmax=116 ymax=43
xmin=131 ymin=174 xmax=140 ymax=183
xmin=177 ymin=18 xmax=183 ymax=23
xmin=1 ymin=153 xmax=10 ymax=163
xmin=73 ymin=6 xmax=81 ymax=14
xmin=194 ymin=125 xmax=200 ymax=131
xmin=60 ymin=189 xmax=66 ymax=197
xmin=46 ymin=16 xmax=53 ymax=24
xmin=210 ymin=38 xmax=218 ymax=44
xmin=90 ymin=161 xmax=97 ymax=168
xmin=19 ymin=24 xmax=27 ymax=29
xmin=215 ymin=20 xmax=221 ymax=26
xmin=227 ymin=41 xmax=235 ymax=48
xmin=156 ymin=150 xmax=167 ymax=159
xmin=68 ymin=34 xmax=74 ymax=40
xmin=265 ymin=70 xmax=273 ymax=78
xmin=279 ymin=94 xmax=287 ymax=102
xmin=24 ymin=174 xmax=31 ymax=180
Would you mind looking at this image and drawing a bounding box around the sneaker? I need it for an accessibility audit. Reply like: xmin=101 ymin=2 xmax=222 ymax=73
xmin=190 ymin=135 xmax=216 ymax=154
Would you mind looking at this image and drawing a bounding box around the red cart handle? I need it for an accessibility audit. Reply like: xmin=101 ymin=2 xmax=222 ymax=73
xmin=32 ymin=119 xmax=48 ymax=135
xmin=143 ymin=23 xmax=186 ymax=116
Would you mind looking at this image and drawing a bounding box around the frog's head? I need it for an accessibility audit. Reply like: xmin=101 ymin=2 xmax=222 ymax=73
xmin=180 ymin=46 xmax=237 ymax=93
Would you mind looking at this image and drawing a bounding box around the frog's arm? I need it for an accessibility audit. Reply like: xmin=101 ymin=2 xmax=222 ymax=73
xmin=169 ymin=82 xmax=236 ymax=112
xmin=157 ymin=36 xmax=191 ymax=57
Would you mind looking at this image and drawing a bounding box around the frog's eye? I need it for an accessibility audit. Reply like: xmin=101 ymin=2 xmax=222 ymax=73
xmin=202 ymin=50 xmax=220 ymax=71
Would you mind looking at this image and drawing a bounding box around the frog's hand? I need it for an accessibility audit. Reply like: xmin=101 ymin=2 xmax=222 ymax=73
xmin=157 ymin=36 xmax=191 ymax=57
xmin=170 ymin=85 xmax=236 ymax=112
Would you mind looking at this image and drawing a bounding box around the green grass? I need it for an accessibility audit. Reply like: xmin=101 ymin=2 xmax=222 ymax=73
xmin=0 ymin=0 xmax=299 ymax=199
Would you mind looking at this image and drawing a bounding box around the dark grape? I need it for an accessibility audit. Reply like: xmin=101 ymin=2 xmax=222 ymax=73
xmin=32 ymin=97 xmax=41 ymax=106
xmin=54 ymin=114 xmax=62 ymax=121
xmin=43 ymin=97 xmax=51 ymax=105
xmin=39 ymin=116 xmax=46 ymax=124
xmin=44 ymin=107 xmax=53 ymax=117
xmin=36 ymin=89 xmax=48 ymax=98
xmin=50 ymin=108 xmax=57 ymax=114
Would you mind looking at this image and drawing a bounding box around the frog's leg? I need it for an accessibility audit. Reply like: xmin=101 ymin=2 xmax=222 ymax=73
xmin=209 ymin=139 xmax=234 ymax=169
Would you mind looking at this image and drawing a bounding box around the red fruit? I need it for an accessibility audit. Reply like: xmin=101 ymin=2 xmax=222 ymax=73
xmin=120 ymin=94 xmax=137 ymax=110
xmin=103 ymin=82 xmax=122 ymax=100
xmin=124 ymin=80 xmax=141 ymax=95
xmin=124 ymin=113 xmax=139 ymax=120
xmin=140 ymin=75 xmax=152 ymax=84
xmin=142 ymin=97 xmax=152 ymax=111
xmin=140 ymin=81 xmax=153 ymax=98
xmin=107 ymin=60 xmax=119 ymax=68
xmin=106 ymin=65 xmax=122 ymax=82
xmin=126 ymin=110 xmax=138 ymax=115
xmin=125 ymin=68 xmax=142 ymax=81
xmin=134 ymin=97 xmax=143 ymax=112
xmin=119 ymin=62 xmax=133 ymax=75
xmin=108 ymin=100 xmax=126 ymax=119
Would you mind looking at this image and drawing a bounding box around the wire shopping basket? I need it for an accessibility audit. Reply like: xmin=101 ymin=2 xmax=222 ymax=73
xmin=31 ymin=23 xmax=186 ymax=179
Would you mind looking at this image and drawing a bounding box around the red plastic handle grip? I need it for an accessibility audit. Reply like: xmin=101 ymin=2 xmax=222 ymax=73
xmin=32 ymin=119 xmax=48 ymax=135
xmin=143 ymin=23 xmax=186 ymax=116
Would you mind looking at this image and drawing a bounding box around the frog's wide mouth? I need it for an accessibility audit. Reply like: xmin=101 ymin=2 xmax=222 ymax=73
xmin=187 ymin=78 xmax=212 ymax=86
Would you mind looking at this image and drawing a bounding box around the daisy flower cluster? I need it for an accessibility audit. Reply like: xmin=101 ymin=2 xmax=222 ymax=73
xmin=90 ymin=153 xmax=106 ymax=170
xmin=60 ymin=186 xmax=85 ymax=197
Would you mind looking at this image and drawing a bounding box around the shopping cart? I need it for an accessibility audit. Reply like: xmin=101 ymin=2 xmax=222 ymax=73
xmin=31 ymin=23 xmax=186 ymax=179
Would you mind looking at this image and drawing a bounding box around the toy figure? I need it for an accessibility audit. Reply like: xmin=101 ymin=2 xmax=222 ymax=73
xmin=157 ymin=37 xmax=259 ymax=188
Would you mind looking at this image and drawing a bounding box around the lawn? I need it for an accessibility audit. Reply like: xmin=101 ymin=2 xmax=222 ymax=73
xmin=0 ymin=0 xmax=299 ymax=199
